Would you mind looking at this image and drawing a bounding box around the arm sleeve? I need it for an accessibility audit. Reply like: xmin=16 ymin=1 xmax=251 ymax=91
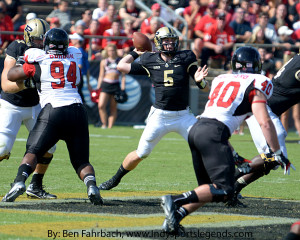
xmin=128 ymin=62 xmax=148 ymax=75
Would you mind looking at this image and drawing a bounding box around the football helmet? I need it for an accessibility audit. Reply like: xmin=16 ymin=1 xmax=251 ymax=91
xmin=24 ymin=18 xmax=50 ymax=48
xmin=154 ymin=27 xmax=179 ymax=56
xmin=231 ymin=46 xmax=262 ymax=74
xmin=43 ymin=28 xmax=69 ymax=55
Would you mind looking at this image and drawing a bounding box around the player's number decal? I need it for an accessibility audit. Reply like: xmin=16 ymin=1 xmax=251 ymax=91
xmin=207 ymin=81 xmax=240 ymax=108
xmin=50 ymin=61 xmax=77 ymax=89
xmin=164 ymin=70 xmax=174 ymax=86
xmin=261 ymin=80 xmax=272 ymax=95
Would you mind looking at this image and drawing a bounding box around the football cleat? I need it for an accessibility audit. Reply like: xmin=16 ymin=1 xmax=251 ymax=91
xmin=0 ymin=153 xmax=11 ymax=162
xmin=161 ymin=195 xmax=183 ymax=234
xmin=26 ymin=184 xmax=57 ymax=199
xmin=87 ymin=185 xmax=103 ymax=205
xmin=98 ymin=177 xmax=120 ymax=190
xmin=225 ymin=192 xmax=247 ymax=208
xmin=2 ymin=181 xmax=26 ymax=202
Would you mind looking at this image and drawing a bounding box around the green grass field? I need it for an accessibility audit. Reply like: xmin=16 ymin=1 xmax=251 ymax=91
xmin=0 ymin=124 xmax=299 ymax=240
xmin=1 ymin=124 xmax=299 ymax=199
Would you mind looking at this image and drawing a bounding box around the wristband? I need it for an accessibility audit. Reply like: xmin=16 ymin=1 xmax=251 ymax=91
xmin=196 ymin=79 xmax=207 ymax=89
xmin=128 ymin=51 xmax=139 ymax=60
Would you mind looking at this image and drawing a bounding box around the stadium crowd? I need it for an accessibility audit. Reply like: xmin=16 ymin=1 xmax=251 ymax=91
xmin=1 ymin=0 xmax=300 ymax=70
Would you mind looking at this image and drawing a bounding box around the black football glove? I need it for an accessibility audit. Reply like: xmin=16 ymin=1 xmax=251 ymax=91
xmin=232 ymin=151 xmax=252 ymax=174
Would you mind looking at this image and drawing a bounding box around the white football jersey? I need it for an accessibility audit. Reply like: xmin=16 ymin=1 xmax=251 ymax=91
xmin=201 ymin=73 xmax=273 ymax=133
xmin=24 ymin=47 xmax=83 ymax=108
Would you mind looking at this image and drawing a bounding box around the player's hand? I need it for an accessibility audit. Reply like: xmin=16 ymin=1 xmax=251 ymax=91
xmin=195 ymin=65 xmax=208 ymax=83
xmin=133 ymin=48 xmax=146 ymax=56
xmin=233 ymin=151 xmax=252 ymax=174
xmin=272 ymin=150 xmax=296 ymax=175
xmin=24 ymin=78 xmax=36 ymax=89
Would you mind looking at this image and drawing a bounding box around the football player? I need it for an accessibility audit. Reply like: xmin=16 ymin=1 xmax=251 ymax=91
xmin=0 ymin=18 xmax=57 ymax=199
xmin=99 ymin=27 xmax=209 ymax=190
xmin=227 ymin=48 xmax=299 ymax=206
xmin=160 ymin=46 xmax=293 ymax=234
xmin=2 ymin=28 xmax=103 ymax=205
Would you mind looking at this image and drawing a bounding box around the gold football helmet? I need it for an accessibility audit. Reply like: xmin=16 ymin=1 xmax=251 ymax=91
xmin=24 ymin=18 xmax=50 ymax=48
xmin=154 ymin=27 xmax=179 ymax=55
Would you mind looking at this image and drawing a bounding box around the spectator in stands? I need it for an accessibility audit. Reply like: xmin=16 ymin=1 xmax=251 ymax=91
xmin=2 ymin=0 xmax=22 ymax=30
xmin=253 ymin=12 xmax=278 ymax=43
xmin=17 ymin=12 xmax=37 ymax=39
xmin=122 ymin=18 xmax=135 ymax=51
xmin=248 ymin=25 xmax=274 ymax=59
xmin=0 ymin=7 xmax=13 ymax=54
xmin=193 ymin=2 xmax=217 ymax=59
xmin=286 ymin=0 xmax=297 ymax=23
xmin=75 ymin=9 xmax=93 ymax=30
xmin=84 ymin=20 xmax=103 ymax=60
xmin=269 ymin=4 xmax=293 ymax=30
xmin=274 ymin=26 xmax=296 ymax=64
xmin=183 ymin=0 xmax=204 ymax=40
xmin=216 ymin=0 xmax=234 ymax=25
xmin=258 ymin=47 xmax=276 ymax=79
xmin=141 ymin=16 xmax=161 ymax=50
xmin=98 ymin=4 xmax=118 ymax=35
xmin=50 ymin=17 xmax=60 ymax=29
xmin=229 ymin=7 xmax=252 ymax=43
xmin=118 ymin=0 xmax=147 ymax=30
xmin=69 ymin=33 xmax=91 ymax=103
xmin=140 ymin=3 xmax=162 ymax=33
xmin=102 ymin=19 xmax=130 ymax=57
xmin=0 ymin=2 xmax=13 ymax=31
xmin=92 ymin=0 xmax=108 ymax=20
xmin=96 ymin=43 xmax=126 ymax=129
xmin=46 ymin=0 xmax=73 ymax=33
xmin=235 ymin=0 xmax=257 ymax=28
xmin=200 ymin=11 xmax=236 ymax=70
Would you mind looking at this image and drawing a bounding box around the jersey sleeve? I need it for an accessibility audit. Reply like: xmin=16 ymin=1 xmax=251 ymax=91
xmin=253 ymin=75 xmax=273 ymax=100
xmin=6 ymin=40 xmax=26 ymax=60
xmin=24 ymin=48 xmax=46 ymax=63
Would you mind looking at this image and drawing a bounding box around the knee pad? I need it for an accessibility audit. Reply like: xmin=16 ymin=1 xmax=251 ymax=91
xmin=37 ymin=155 xmax=53 ymax=164
xmin=209 ymin=184 xmax=228 ymax=203
xmin=136 ymin=148 xmax=150 ymax=159
xmin=264 ymin=161 xmax=279 ymax=175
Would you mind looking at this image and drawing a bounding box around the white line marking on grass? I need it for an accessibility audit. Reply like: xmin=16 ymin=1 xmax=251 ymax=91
xmin=90 ymin=134 xmax=131 ymax=139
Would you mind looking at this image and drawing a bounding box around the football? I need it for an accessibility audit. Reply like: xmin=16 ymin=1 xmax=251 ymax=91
xmin=133 ymin=32 xmax=152 ymax=52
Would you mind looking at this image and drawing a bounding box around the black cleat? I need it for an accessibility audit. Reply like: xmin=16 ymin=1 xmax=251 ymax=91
xmin=87 ymin=185 xmax=103 ymax=205
xmin=225 ymin=193 xmax=247 ymax=208
xmin=2 ymin=182 xmax=26 ymax=202
xmin=98 ymin=177 xmax=120 ymax=190
xmin=26 ymin=184 xmax=57 ymax=199
xmin=161 ymin=195 xmax=183 ymax=234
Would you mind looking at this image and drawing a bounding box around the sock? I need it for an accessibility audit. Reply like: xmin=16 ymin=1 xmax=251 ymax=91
xmin=176 ymin=207 xmax=189 ymax=222
xmin=113 ymin=164 xmax=130 ymax=181
xmin=171 ymin=190 xmax=199 ymax=206
xmin=83 ymin=174 xmax=96 ymax=188
xmin=235 ymin=177 xmax=248 ymax=194
xmin=15 ymin=164 xmax=33 ymax=183
xmin=30 ymin=173 xmax=44 ymax=186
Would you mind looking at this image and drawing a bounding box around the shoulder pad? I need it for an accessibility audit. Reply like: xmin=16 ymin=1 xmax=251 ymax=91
xmin=67 ymin=46 xmax=82 ymax=60
xmin=253 ymin=74 xmax=273 ymax=99
xmin=24 ymin=48 xmax=46 ymax=63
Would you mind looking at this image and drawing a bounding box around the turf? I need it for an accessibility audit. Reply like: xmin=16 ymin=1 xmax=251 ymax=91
xmin=1 ymin=124 xmax=299 ymax=199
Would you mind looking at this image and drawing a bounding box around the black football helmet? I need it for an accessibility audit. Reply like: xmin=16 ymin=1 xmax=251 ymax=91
xmin=43 ymin=28 xmax=69 ymax=55
xmin=154 ymin=27 xmax=179 ymax=56
xmin=231 ymin=46 xmax=262 ymax=74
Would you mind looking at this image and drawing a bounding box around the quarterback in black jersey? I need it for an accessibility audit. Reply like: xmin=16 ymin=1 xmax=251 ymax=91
xmin=0 ymin=18 xmax=57 ymax=199
xmin=99 ymin=27 xmax=209 ymax=191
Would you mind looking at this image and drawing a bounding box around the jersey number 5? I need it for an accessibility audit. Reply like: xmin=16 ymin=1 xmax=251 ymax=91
xmin=50 ymin=61 xmax=77 ymax=89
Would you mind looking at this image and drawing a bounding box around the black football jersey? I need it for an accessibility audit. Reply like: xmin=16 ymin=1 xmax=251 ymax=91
xmin=1 ymin=40 xmax=39 ymax=107
xmin=131 ymin=50 xmax=197 ymax=110
xmin=268 ymin=54 xmax=300 ymax=116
